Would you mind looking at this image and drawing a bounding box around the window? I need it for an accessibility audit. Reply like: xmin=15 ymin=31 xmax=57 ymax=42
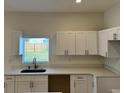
xmin=19 ymin=37 xmax=49 ymax=64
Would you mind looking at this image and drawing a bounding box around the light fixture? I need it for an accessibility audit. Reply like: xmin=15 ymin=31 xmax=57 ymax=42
xmin=75 ymin=0 xmax=82 ymax=3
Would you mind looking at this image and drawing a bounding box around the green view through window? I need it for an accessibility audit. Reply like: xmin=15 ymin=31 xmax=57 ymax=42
xmin=20 ymin=38 xmax=49 ymax=64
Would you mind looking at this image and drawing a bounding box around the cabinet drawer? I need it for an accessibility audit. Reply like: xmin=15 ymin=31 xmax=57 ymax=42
xmin=71 ymin=75 xmax=88 ymax=80
xmin=31 ymin=76 xmax=48 ymax=81
xmin=5 ymin=76 xmax=15 ymax=82
xmin=16 ymin=75 xmax=48 ymax=81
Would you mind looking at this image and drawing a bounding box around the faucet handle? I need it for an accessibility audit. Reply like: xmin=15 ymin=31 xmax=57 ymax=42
xmin=35 ymin=65 xmax=38 ymax=69
xmin=28 ymin=66 xmax=30 ymax=69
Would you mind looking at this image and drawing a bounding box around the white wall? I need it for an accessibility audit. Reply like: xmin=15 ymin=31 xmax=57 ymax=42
xmin=104 ymin=3 xmax=120 ymax=73
xmin=104 ymin=3 xmax=120 ymax=28
xmin=4 ymin=12 xmax=104 ymax=72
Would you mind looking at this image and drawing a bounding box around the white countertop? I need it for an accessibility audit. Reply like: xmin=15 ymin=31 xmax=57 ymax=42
xmin=5 ymin=67 xmax=119 ymax=77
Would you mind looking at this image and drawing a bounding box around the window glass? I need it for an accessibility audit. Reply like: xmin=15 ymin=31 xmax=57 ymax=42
xmin=21 ymin=38 xmax=49 ymax=64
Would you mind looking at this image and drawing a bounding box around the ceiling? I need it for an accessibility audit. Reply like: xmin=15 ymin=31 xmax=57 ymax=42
xmin=4 ymin=0 xmax=120 ymax=12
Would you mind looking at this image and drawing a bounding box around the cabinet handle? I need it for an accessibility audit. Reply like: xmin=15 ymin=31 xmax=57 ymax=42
xmin=67 ymin=50 xmax=68 ymax=55
xmin=92 ymin=81 xmax=94 ymax=88
xmin=87 ymin=50 xmax=89 ymax=55
xmin=64 ymin=50 xmax=66 ymax=55
xmin=75 ymin=79 xmax=87 ymax=81
xmin=32 ymin=82 xmax=34 ymax=88
xmin=74 ymin=81 xmax=76 ymax=88
xmin=65 ymin=50 xmax=68 ymax=55
xmin=113 ymin=33 xmax=117 ymax=40
xmin=85 ymin=50 xmax=88 ymax=55
xmin=105 ymin=52 xmax=108 ymax=57
xmin=30 ymin=81 xmax=32 ymax=88
xmin=29 ymin=81 xmax=31 ymax=88
xmin=4 ymin=82 xmax=6 ymax=88
xmin=85 ymin=50 xmax=87 ymax=55
xmin=77 ymin=76 xmax=84 ymax=79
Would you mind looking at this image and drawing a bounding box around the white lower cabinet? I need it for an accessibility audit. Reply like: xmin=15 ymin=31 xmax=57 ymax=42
xmin=97 ymin=77 xmax=120 ymax=93
xmin=15 ymin=81 xmax=31 ymax=93
xmin=5 ymin=75 xmax=94 ymax=93
xmin=70 ymin=75 xmax=94 ymax=93
xmin=15 ymin=75 xmax=48 ymax=93
xmin=4 ymin=76 xmax=15 ymax=93
xmin=32 ymin=81 xmax=48 ymax=92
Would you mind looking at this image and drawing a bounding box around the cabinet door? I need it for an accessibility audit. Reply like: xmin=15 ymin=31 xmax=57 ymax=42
xmin=97 ymin=77 xmax=120 ymax=93
xmin=66 ymin=32 xmax=75 ymax=55
xmin=5 ymin=76 xmax=15 ymax=93
xmin=71 ymin=75 xmax=89 ymax=93
xmin=75 ymin=31 xmax=86 ymax=55
xmin=56 ymin=31 xmax=75 ymax=55
xmin=31 ymin=75 xmax=48 ymax=92
xmin=108 ymin=41 xmax=120 ymax=58
xmin=74 ymin=80 xmax=88 ymax=93
xmin=5 ymin=81 xmax=14 ymax=93
xmin=87 ymin=75 xmax=94 ymax=93
xmin=32 ymin=81 xmax=48 ymax=92
xmin=15 ymin=81 xmax=31 ymax=93
xmin=108 ymin=27 xmax=120 ymax=40
xmin=15 ymin=75 xmax=48 ymax=93
xmin=11 ymin=31 xmax=22 ymax=55
xmin=86 ymin=31 xmax=98 ymax=55
xmin=98 ymin=31 xmax=108 ymax=57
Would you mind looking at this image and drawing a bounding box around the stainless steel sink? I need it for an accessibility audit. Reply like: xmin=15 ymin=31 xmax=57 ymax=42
xmin=21 ymin=69 xmax=46 ymax=73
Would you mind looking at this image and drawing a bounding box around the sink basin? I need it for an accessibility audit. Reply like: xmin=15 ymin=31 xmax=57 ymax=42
xmin=21 ymin=69 xmax=46 ymax=73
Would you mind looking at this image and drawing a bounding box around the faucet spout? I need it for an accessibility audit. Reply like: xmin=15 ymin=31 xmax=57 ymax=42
xmin=33 ymin=57 xmax=38 ymax=69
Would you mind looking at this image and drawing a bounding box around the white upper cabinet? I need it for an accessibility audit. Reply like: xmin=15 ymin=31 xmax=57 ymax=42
xmin=75 ymin=31 xmax=86 ymax=55
xmin=86 ymin=31 xmax=98 ymax=55
xmin=98 ymin=30 xmax=108 ymax=57
xmin=11 ymin=31 xmax=22 ymax=55
xmin=117 ymin=28 xmax=120 ymax=40
xmin=56 ymin=31 xmax=75 ymax=55
xmin=98 ymin=27 xmax=120 ymax=57
xmin=76 ymin=31 xmax=97 ymax=55
xmin=108 ymin=27 xmax=120 ymax=40
xmin=56 ymin=31 xmax=97 ymax=55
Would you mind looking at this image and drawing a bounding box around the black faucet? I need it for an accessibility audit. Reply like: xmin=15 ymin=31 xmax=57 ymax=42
xmin=33 ymin=57 xmax=38 ymax=69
